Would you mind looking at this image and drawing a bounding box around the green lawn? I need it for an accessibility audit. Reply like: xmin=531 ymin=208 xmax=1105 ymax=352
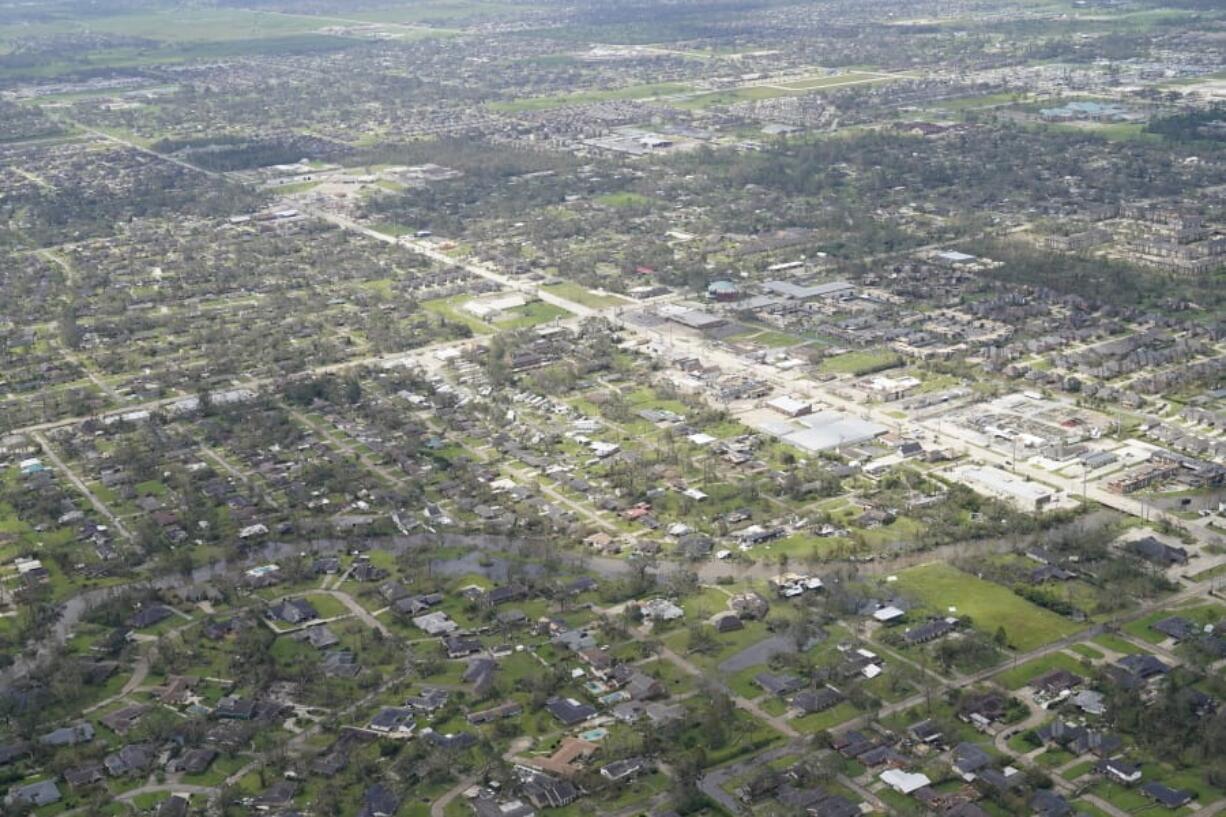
xmin=298 ymin=593 xmax=350 ymax=619
xmin=1090 ymin=632 xmax=1144 ymax=655
xmin=817 ymin=349 xmax=903 ymax=376
xmin=490 ymin=82 xmax=692 ymax=112
xmin=1068 ymin=643 xmax=1103 ymax=660
xmin=1062 ymin=759 xmax=1097 ymax=781
xmin=421 ymin=294 xmax=493 ymax=335
xmin=593 ymin=192 xmax=655 ymax=209
xmin=1124 ymin=603 xmax=1225 ymax=644
xmin=792 ymin=701 xmax=861 ymax=733
xmin=893 ymin=563 xmax=1083 ymax=652
xmin=995 ymin=651 xmax=1089 ymax=690
xmin=494 ymin=301 xmax=571 ymax=330
xmin=541 ymin=282 xmax=628 ymax=309
xmin=774 ymin=71 xmax=884 ymax=90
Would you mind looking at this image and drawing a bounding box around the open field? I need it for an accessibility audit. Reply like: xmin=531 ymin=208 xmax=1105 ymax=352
xmin=541 ymin=282 xmax=629 ymax=308
xmin=817 ymin=349 xmax=902 ymax=375
xmin=490 ymin=82 xmax=693 ymax=112
xmin=892 ymin=563 xmax=1083 ymax=651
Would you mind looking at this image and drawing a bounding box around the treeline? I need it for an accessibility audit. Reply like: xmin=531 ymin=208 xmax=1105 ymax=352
xmin=967 ymin=239 xmax=1226 ymax=310
xmin=152 ymin=133 xmax=354 ymax=172
xmin=1146 ymin=104 xmax=1226 ymax=143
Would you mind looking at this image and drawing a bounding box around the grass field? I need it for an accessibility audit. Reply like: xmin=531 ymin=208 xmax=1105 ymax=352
xmin=494 ymin=301 xmax=570 ymax=329
xmin=893 ymin=563 xmax=1083 ymax=652
xmin=312 ymin=0 xmax=543 ymax=25
xmin=594 ymin=191 xmax=655 ymax=208
xmin=490 ymin=82 xmax=691 ymax=112
xmin=674 ymin=73 xmax=893 ymax=109
xmin=728 ymin=326 xmax=802 ymax=349
xmin=0 ymin=9 xmax=331 ymax=45
xmin=421 ymin=294 xmax=493 ymax=335
xmin=542 ymin=282 xmax=628 ymax=309
xmin=994 ymin=650 xmax=1089 ymax=689
xmin=1124 ymin=603 xmax=1226 ymax=644
xmin=672 ymin=85 xmax=798 ymax=108
xmin=818 ymin=349 xmax=903 ymax=375
xmin=774 ymin=71 xmax=885 ymax=90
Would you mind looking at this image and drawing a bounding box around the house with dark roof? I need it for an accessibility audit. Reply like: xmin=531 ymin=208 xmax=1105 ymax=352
xmin=755 ymin=672 xmax=804 ymax=697
xmin=521 ymin=772 xmax=578 ymax=808
xmin=351 ymin=562 xmax=388 ymax=583
xmin=566 ymin=576 xmax=599 ymax=595
xmin=370 ymin=707 xmax=414 ymax=734
xmin=545 ymin=697 xmax=597 ymax=726
xmin=952 ymin=742 xmax=992 ymax=780
xmin=103 ymin=744 xmax=154 ymax=777
xmin=958 ymin=691 xmax=1009 ymax=727
xmin=423 ymin=729 xmax=477 ymax=751
xmin=303 ymin=625 xmax=339 ymax=649
xmin=1115 ymin=654 xmax=1170 ymax=682
xmin=1032 ymin=669 xmax=1082 ymax=696
xmin=128 ymin=604 xmax=175 ymax=629
xmin=1140 ymin=782 xmax=1192 ymax=809
xmin=359 ymin=784 xmax=400 ymax=817
xmin=856 ymin=745 xmax=906 ymax=768
xmin=0 ymin=741 xmax=31 ymax=767
xmin=625 ymin=672 xmax=666 ymax=701
xmin=902 ymin=618 xmax=956 ymax=645
xmin=1030 ymin=789 xmax=1073 ymax=817
xmin=40 ymin=722 xmax=94 ymax=747
xmin=909 ymin=719 xmax=943 ymax=745
xmin=831 ymin=731 xmax=876 ymax=758
xmin=792 ymin=687 xmax=843 ymax=714
xmin=601 ymin=757 xmax=650 ymax=782
xmin=1127 ymin=536 xmax=1188 ymax=567
xmin=323 ymin=649 xmax=361 ymax=678
xmin=62 ymin=763 xmax=105 ymax=789
xmin=1152 ymin=616 xmax=1198 ymax=641
xmin=313 ymin=556 xmax=341 ymax=575
xmin=406 ymin=687 xmax=450 ymax=712
xmin=1030 ymin=565 xmax=1077 ymax=583
xmin=214 ymin=696 xmax=257 ymax=720
xmin=463 ymin=658 xmax=498 ymax=695
xmin=157 ymin=795 xmax=190 ymax=817
xmin=170 ymin=748 xmax=217 ymax=775
xmin=486 ymin=584 xmax=528 ymax=605
xmin=444 ymin=635 xmax=482 ymax=658
xmin=267 ymin=599 xmax=318 ymax=625
xmin=6 ymin=779 xmax=61 ymax=808
xmin=252 ymin=780 xmax=299 ymax=809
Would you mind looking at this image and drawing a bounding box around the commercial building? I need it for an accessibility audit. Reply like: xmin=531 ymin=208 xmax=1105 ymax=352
xmin=949 ymin=465 xmax=1054 ymax=511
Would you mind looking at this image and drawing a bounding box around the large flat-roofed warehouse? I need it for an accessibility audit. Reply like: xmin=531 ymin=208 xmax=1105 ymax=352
xmin=766 ymin=395 xmax=813 ymax=417
xmin=949 ymin=465 xmax=1054 ymax=511
xmin=658 ymin=304 xmax=726 ymax=331
xmin=757 ymin=410 xmax=888 ymax=453
xmin=762 ymin=280 xmax=856 ymax=301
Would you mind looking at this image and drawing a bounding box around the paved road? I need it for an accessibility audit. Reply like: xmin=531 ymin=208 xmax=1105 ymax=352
xmin=431 ymin=775 xmax=478 ymax=817
xmin=33 ymin=430 xmax=134 ymax=542
xmin=655 ymin=642 xmax=799 ymax=739
xmin=698 ymin=741 xmax=803 ymax=815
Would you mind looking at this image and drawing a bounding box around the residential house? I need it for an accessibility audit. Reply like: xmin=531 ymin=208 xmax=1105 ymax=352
xmin=5 ymin=780 xmax=61 ymax=808
xmin=103 ymin=744 xmax=154 ymax=777
xmin=545 ymin=697 xmax=597 ymax=726
xmin=359 ymin=784 xmax=401 ymax=817
xmin=1127 ymin=537 xmax=1189 ymax=567
xmin=267 ymin=599 xmax=318 ymax=626
xmin=1140 ymin=782 xmax=1192 ymax=809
